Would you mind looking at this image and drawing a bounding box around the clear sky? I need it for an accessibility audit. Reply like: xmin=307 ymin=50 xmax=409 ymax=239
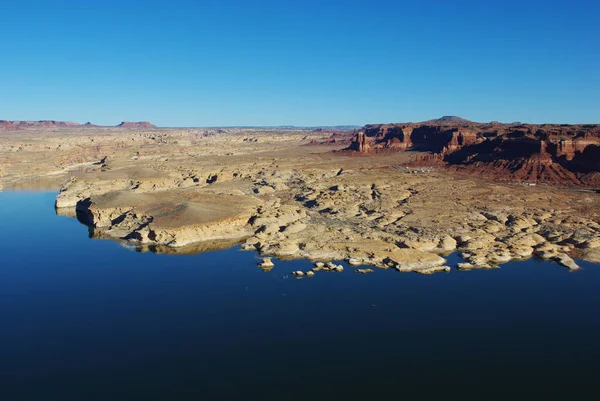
xmin=1 ymin=0 xmax=598 ymax=126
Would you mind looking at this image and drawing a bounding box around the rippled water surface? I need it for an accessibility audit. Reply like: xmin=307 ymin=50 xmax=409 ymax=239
xmin=1 ymin=191 xmax=599 ymax=401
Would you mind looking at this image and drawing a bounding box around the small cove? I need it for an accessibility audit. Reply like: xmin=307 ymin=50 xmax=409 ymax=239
xmin=1 ymin=191 xmax=599 ymax=400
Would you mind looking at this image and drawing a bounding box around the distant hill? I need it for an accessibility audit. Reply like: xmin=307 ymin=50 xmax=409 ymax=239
xmin=0 ymin=120 xmax=81 ymax=130
xmin=0 ymin=120 xmax=157 ymax=130
xmin=421 ymin=116 xmax=473 ymax=124
xmin=117 ymin=121 xmax=156 ymax=129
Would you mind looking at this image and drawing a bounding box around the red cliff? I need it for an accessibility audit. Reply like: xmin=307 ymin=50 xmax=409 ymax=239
xmin=345 ymin=117 xmax=600 ymax=186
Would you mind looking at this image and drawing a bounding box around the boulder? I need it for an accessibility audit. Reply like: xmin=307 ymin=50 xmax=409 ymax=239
xmin=551 ymin=253 xmax=580 ymax=270
xmin=259 ymin=257 xmax=274 ymax=268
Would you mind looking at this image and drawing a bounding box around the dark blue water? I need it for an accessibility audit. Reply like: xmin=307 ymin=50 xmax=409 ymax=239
xmin=1 ymin=191 xmax=599 ymax=401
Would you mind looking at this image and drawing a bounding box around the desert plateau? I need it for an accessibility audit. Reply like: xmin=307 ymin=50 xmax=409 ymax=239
xmin=2 ymin=118 xmax=599 ymax=273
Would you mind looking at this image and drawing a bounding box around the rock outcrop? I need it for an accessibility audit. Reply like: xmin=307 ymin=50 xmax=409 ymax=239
xmin=346 ymin=117 xmax=600 ymax=186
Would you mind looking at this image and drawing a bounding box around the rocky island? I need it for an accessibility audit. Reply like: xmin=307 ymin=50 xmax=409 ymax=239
xmin=2 ymin=118 xmax=599 ymax=273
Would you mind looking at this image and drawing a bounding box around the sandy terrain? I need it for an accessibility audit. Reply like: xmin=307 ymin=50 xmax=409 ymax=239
xmin=2 ymin=126 xmax=599 ymax=272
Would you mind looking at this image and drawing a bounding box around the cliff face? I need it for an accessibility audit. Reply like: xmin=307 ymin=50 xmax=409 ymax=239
xmin=346 ymin=119 xmax=600 ymax=186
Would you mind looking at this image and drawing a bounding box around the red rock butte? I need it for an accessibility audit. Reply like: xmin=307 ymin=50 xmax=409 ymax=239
xmin=346 ymin=117 xmax=600 ymax=186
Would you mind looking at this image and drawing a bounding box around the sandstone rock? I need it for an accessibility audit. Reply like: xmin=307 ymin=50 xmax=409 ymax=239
xmin=438 ymin=236 xmax=457 ymax=252
xmin=254 ymin=185 xmax=275 ymax=195
xmin=579 ymin=248 xmax=600 ymax=263
xmin=259 ymin=257 xmax=274 ymax=268
xmin=551 ymin=254 xmax=580 ymax=270
xmin=534 ymin=243 xmax=566 ymax=258
xmin=261 ymin=241 xmax=299 ymax=257
xmin=460 ymin=232 xmax=497 ymax=250
xmin=284 ymin=222 xmax=307 ymax=234
xmin=416 ymin=266 xmax=451 ymax=275
xmin=241 ymin=242 xmax=257 ymax=251
xmin=356 ymin=268 xmax=374 ymax=274
xmin=510 ymin=246 xmax=534 ymax=258
xmin=457 ymin=262 xmax=493 ymax=270
xmin=306 ymin=271 xmax=315 ymax=277
xmin=347 ymin=257 xmax=362 ymax=266
xmin=378 ymin=249 xmax=446 ymax=272
xmin=582 ymin=238 xmax=600 ymax=249
xmin=400 ymin=238 xmax=439 ymax=251
xmin=481 ymin=220 xmax=507 ymax=234
xmin=507 ymin=216 xmax=536 ymax=230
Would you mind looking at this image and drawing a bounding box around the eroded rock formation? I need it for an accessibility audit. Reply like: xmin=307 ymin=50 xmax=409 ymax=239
xmin=346 ymin=117 xmax=600 ymax=186
xmin=3 ymin=123 xmax=599 ymax=272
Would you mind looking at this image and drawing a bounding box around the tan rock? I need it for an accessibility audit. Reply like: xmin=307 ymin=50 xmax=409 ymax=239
xmin=438 ymin=236 xmax=457 ymax=252
xmin=347 ymin=257 xmax=363 ymax=266
xmin=579 ymin=248 xmax=600 ymax=263
xmin=460 ymin=232 xmax=497 ymax=250
xmin=416 ymin=266 xmax=451 ymax=275
xmin=259 ymin=257 xmax=274 ymax=268
xmin=284 ymin=222 xmax=307 ymax=234
xmin=551 ymin=253 xmax=580 ymax=270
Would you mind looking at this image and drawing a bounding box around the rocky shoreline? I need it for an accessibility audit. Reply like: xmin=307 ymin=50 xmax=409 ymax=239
xmin=3 ymin=123 xmax=598 ymax=273
xmin=54 ymin=162 xmax=600 ymax=274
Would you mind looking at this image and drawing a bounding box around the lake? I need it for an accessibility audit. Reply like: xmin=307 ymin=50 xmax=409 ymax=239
xmin=1 ymin=191 xmax=599 ymax=400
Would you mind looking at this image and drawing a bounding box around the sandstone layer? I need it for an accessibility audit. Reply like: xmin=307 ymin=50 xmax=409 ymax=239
xmin=346 ymin=117 xmax=600 ymax=186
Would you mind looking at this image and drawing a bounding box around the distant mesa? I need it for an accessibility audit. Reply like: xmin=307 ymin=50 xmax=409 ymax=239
xmin=117 ymin=121 xmax=157 ymax=129
xmin=0 ymin=120 xmax=80 ymax=130
xmin=0 ymin=120 xmax=156 ymax=130
xmin=345 ymin=116 xmax=600 ymax=186
xmin=420 ymin=116 xmax=473 ymax=124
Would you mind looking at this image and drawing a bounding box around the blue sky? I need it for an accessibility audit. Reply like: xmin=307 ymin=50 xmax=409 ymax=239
xmin=0 ymin=0 xmax=598 ymax=126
